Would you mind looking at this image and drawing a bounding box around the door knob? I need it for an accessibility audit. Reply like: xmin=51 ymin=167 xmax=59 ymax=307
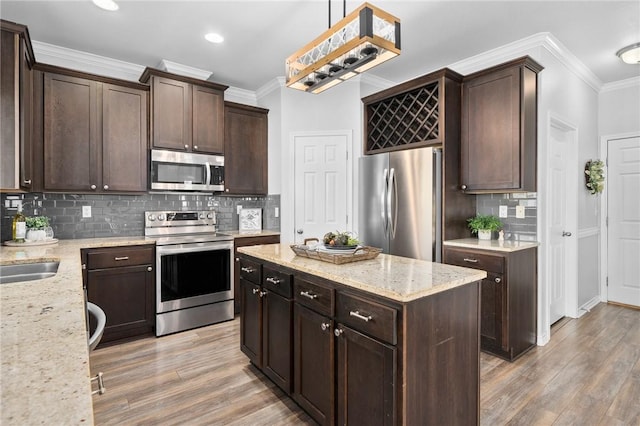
xmin=562 ymin=231 xmax=572 ymax=237
xmin=296 ymin=229 xmax=303 ymax=235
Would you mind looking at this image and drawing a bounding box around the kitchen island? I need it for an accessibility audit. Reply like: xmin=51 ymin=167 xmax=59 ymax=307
xmin=237 ymin=243 xmax=487 ymax=425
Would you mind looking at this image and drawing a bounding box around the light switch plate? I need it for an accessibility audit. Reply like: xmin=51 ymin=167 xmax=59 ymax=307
xmin=236 ymin=205 xmax=243 ymax=215
xmin=499 ymin=205 xmax=508 ymax=218
xmin=82 ymin=206 xmax=92 ymax=218
xmin=516 ymin=205 xmax=525 ymax=219
xmin=275 ymin=207 xmax=279 ymax=218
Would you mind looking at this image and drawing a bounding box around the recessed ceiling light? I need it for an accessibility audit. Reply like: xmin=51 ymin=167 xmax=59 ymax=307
xmin=205 ymin=33 xmax=224 ymax=44
xmin=616 ymin=43 xmax=640 ymax=64
xmin=92 ymin=0 xmax=119 ymax=12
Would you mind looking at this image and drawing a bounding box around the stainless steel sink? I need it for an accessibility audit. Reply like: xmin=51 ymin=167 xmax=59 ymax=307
xmin=0 ymin=261 xmax=60 ymax=284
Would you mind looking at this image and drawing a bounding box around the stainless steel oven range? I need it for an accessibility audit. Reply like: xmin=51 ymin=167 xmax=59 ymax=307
xmin=144 ymin=210 xmax=234 ymax=336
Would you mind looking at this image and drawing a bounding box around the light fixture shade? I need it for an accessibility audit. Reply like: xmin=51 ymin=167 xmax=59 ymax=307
xmin=616 ymin=43 xmax=640 ymax=64
xmin=286 ymin=2 xmax=401 ymax=94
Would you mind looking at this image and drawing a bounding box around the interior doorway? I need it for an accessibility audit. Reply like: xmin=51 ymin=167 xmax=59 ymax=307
xmin=601 ymin=134 xmax=640 ymax=308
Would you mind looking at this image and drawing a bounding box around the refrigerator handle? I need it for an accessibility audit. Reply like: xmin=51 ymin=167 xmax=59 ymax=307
xmin=389 ymin=167 xmax=398 ymax=239
xmin=382 ymin=168 xmax=389 ymax=235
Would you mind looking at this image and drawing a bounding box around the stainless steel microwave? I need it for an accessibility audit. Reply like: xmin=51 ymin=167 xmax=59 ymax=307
xmin=150 ymin=149 xmax=224 ymax=192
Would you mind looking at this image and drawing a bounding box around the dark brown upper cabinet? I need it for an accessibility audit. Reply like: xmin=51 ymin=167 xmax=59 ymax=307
xmin=1 ymin=20 xmax=35 ymax=192
xmin=224 ymin=102 xmax=269 ymax=195
xmin=42 ymin=66 xmax=148 ymax=193
xmin=460 ymin=56 xmax=543 ymax=193
xmin=140 ymin=68 xmax=227 ymax=155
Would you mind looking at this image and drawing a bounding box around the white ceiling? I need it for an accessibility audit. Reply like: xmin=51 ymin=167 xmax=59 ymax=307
xmin=1 ymin=0 xmax=639 ymax=91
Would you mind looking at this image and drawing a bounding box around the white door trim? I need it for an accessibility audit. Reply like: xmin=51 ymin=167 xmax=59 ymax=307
xmin=599 ymin=131 xmax=640 ymax=303
xmin=539 ymin=112 xmax=579 ymax=346
xmin=286 ymin=130 xmax=354 ymax=242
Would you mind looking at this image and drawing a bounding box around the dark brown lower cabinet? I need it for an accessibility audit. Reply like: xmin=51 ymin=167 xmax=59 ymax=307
xmin=234 ymin=234 xmax=280 ymax=314
xmin=480 ymin=271 xmax=506 ymax=351
xmin=293 ymin=304 xmax=334 ymax=426
xmin=82 ymin=245 xmax=155 ymax=345
xmin=336 ymin=325 xmax=396 ymax=426
xmin=240 ymin=253 xmax=481 ymax=425
xmin=239 ymin=258 xmax=293 ymax=393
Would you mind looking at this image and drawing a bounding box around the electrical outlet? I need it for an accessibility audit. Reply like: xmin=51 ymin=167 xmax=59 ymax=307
xmin=499 ymin=205 xmax=508 ymax=218
xmin=236 ymin=205 xmax=243 ymax=214
xmin=275 ymin=207 xmax=279 ymax=218
xmin=82 ymin=206 xmax=92 ymax=218
xmin=515 ymin=205 xmax=525 ymax=219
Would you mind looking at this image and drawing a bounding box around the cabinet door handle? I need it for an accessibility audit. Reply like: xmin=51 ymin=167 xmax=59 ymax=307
xmin=103 ymin=185 xmax=109 ymax=190
xmin=334 ymin=328 xmax=343 ymax=337
xmin=90 ymin=184 xmax=97 ymax=190
xmin=349 ymin=310 xmax=372 ymax=322
xmin=147 ymin=266 xmax=152 ymax=272
xmin=184 ymin=144 xmax=189 ymax=150
xmin=461 ymin=184 xmax=467 ymax=190
xmin=241 ymin=267 xmax=255 ymax=273
xmin=266 ymin=277 xmax=281 ymax=285
xmin=495 ymin=277 xmax=502 ymax=283
xmin=300 ymin=290 xmax=317 ymax=300
xmin=23 ymin=179 xmax=31 ymax=186
xmin=463 ymin=258 xmax=478 ymax=263
xmin=259 ymin=290 xmax=267 ymax=298
xmin=252 ymin=288 xmax=260 ymax=295
xmin=235 ymin=257 xmax=240 ymax=262
xmin=114 ymin=256 xmax=129 ymax=261
xmin=193 ymin=145 xmax=198 ymax=150
xmin=321 ymin=322 xmax=331 ymax=331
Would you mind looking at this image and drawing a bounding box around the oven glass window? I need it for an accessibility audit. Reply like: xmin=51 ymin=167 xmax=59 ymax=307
xmin=160 ymin=249 xmax=230 ymax=302
xmin=153 ymin=161 xmax=207 ymax=185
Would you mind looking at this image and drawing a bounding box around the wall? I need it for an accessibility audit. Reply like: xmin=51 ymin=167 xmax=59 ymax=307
xmin=1 ymin=193 xmax=280 ymax=241
xmin=599 ymin=78 xmax=640 ymax=136
xmin=475 ymin=193 xmax=538 ymax=241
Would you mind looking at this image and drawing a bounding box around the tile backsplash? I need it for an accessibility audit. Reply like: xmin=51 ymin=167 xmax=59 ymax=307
xmin=1 ymin=193 xmax=280 ymax=242
xmin=475 ymin=193 xmax=537 ymax=241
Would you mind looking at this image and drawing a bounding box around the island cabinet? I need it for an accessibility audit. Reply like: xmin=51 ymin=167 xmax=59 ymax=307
xmin=460 ymin=56 xmax=543 ymax=193
xmin=239 ymin=258 xmax=293 ymax=393
xmin=224 ymin=102 xmax=269 ymax=195
xmin=41 ymin=66 xmax=148 ymax=193
xmin=0 ymin=20 xmax=35 ymax=192
xmin=81 ymin=244 xmax=156 ymax=345
xmin=140 ymin=68 xmax=227 ymax=154
xmin=443 ymin=245 xmax=537 ymax=360
xmin=233 ymin=234 xmax=281 ymax=314
xmin=238 ymin=247 xmax=483 ymax=425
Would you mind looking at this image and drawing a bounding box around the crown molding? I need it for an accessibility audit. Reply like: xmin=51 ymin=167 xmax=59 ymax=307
xmin=359 ymin=73 xmax=396 ymax=91
xmin=600 ymin=75 xmax=640 ymax=93
xmin=156 ymin=59 xmax=212 ymax=81
xmin=32 ymin=40 xmax=144 ymax=82
xmin=256 ymin=77 xmax=285 ymax=100
xmin=225 ymin=86 xmax=258 ymax=105
xmin=448 ymin=32 xmax=602 ymax=92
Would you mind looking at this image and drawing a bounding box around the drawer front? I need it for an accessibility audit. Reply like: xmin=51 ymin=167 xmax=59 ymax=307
xmin=335 ymin=291 xmax=397 ymax=345
xmin=443 ymin=248 xmax=505 ymax=274
xmin=294 ymin=277 xmax=334 ymax=317
xmin=86 ymin=245 xmax=154 ymax=270
xmin=239 ymin=257 xmax=262 ymax=284
xmin=263 ymin=266 xmax=292 ymax=298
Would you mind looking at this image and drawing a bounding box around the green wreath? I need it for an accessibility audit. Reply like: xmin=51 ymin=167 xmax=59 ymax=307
xmin=584 ymin=160 xmax=605 ymax=194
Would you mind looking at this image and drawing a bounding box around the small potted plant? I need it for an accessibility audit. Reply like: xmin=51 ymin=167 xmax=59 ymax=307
xmin=467 ymin=214 xmax=502 ymax=240
xmin=25 ymin=216 xmax=51 ymax=241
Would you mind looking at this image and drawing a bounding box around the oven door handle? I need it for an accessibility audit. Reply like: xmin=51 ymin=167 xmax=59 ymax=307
xmin=156 ymin=242 xmax=231 ymax=256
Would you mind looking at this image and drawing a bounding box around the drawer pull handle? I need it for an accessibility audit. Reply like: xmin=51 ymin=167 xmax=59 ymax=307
xmin=252 ymin=288 xmax=260 ymax=295
xmin=259 ymin=290 xmax=267 ymax=298
xmin=350 ymin=310 xmax=372 ymax=322
xmin=241 ymin=267 xmax=255 ymax=273
xmin=334 ymin=328 xmax=343 ymax=337
xmin=321 ymin=322 xmax=331 ymax=331
xmin=266 ymin=277 xmax=281 ymax=285
xmin=114 ymin=256 xmax=129 ymax=261
xmin=463 ymin=258 xmax=478 ymax=263
xmin=300 ymin=291 xmax=317 ymax=300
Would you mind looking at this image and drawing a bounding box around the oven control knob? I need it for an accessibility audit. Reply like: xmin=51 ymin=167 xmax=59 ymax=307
xmin=207 ymin=213 xmax=214 ymax=219
xmin=157 ymin=214 xmax=166 ymax=221
xmin=148 ymin=214 xmax=156 ymax=221
xmin=199 ymin=213 xmax=206 ymax=219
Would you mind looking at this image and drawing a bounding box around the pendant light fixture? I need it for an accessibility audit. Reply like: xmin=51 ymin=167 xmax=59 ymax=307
xmin=286 ymin=1 xmax=401 ymax=94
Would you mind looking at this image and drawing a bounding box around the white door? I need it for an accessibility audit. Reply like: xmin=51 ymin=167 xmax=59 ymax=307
xmin=607 ymin=136 xmax=640 ymax=307
xmin=547 ymin=119 xmax=578 ymax=324
xmin=293 ymin=133 xmax=349 ymax=244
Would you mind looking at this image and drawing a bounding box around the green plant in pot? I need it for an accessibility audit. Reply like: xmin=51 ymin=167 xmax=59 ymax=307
xmin=467 ymin=214 xmax=502 ymax=240
xmin=25 ymin=216 xmax=52 ymax=241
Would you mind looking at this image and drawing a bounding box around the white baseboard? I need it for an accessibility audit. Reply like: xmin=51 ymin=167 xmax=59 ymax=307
xmin=577 ymin=296 xmax=601 ymax=317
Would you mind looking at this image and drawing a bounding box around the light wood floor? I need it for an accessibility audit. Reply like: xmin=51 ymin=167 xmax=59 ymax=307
xmin=90 ymin=303 xmax=640 ymax=425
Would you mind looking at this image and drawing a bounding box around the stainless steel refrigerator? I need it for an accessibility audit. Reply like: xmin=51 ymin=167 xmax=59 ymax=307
xmin=358 ymin=147 xmax=442 ymax=262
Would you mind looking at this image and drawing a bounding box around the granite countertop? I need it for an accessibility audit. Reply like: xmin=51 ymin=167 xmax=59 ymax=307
xmin=0 ymin=236 xmax=154 ymax=425
xmin=444 ymin=238 xmax=539 ymax=253
xmin=238 ymin=243 xmax=486 ymax=303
